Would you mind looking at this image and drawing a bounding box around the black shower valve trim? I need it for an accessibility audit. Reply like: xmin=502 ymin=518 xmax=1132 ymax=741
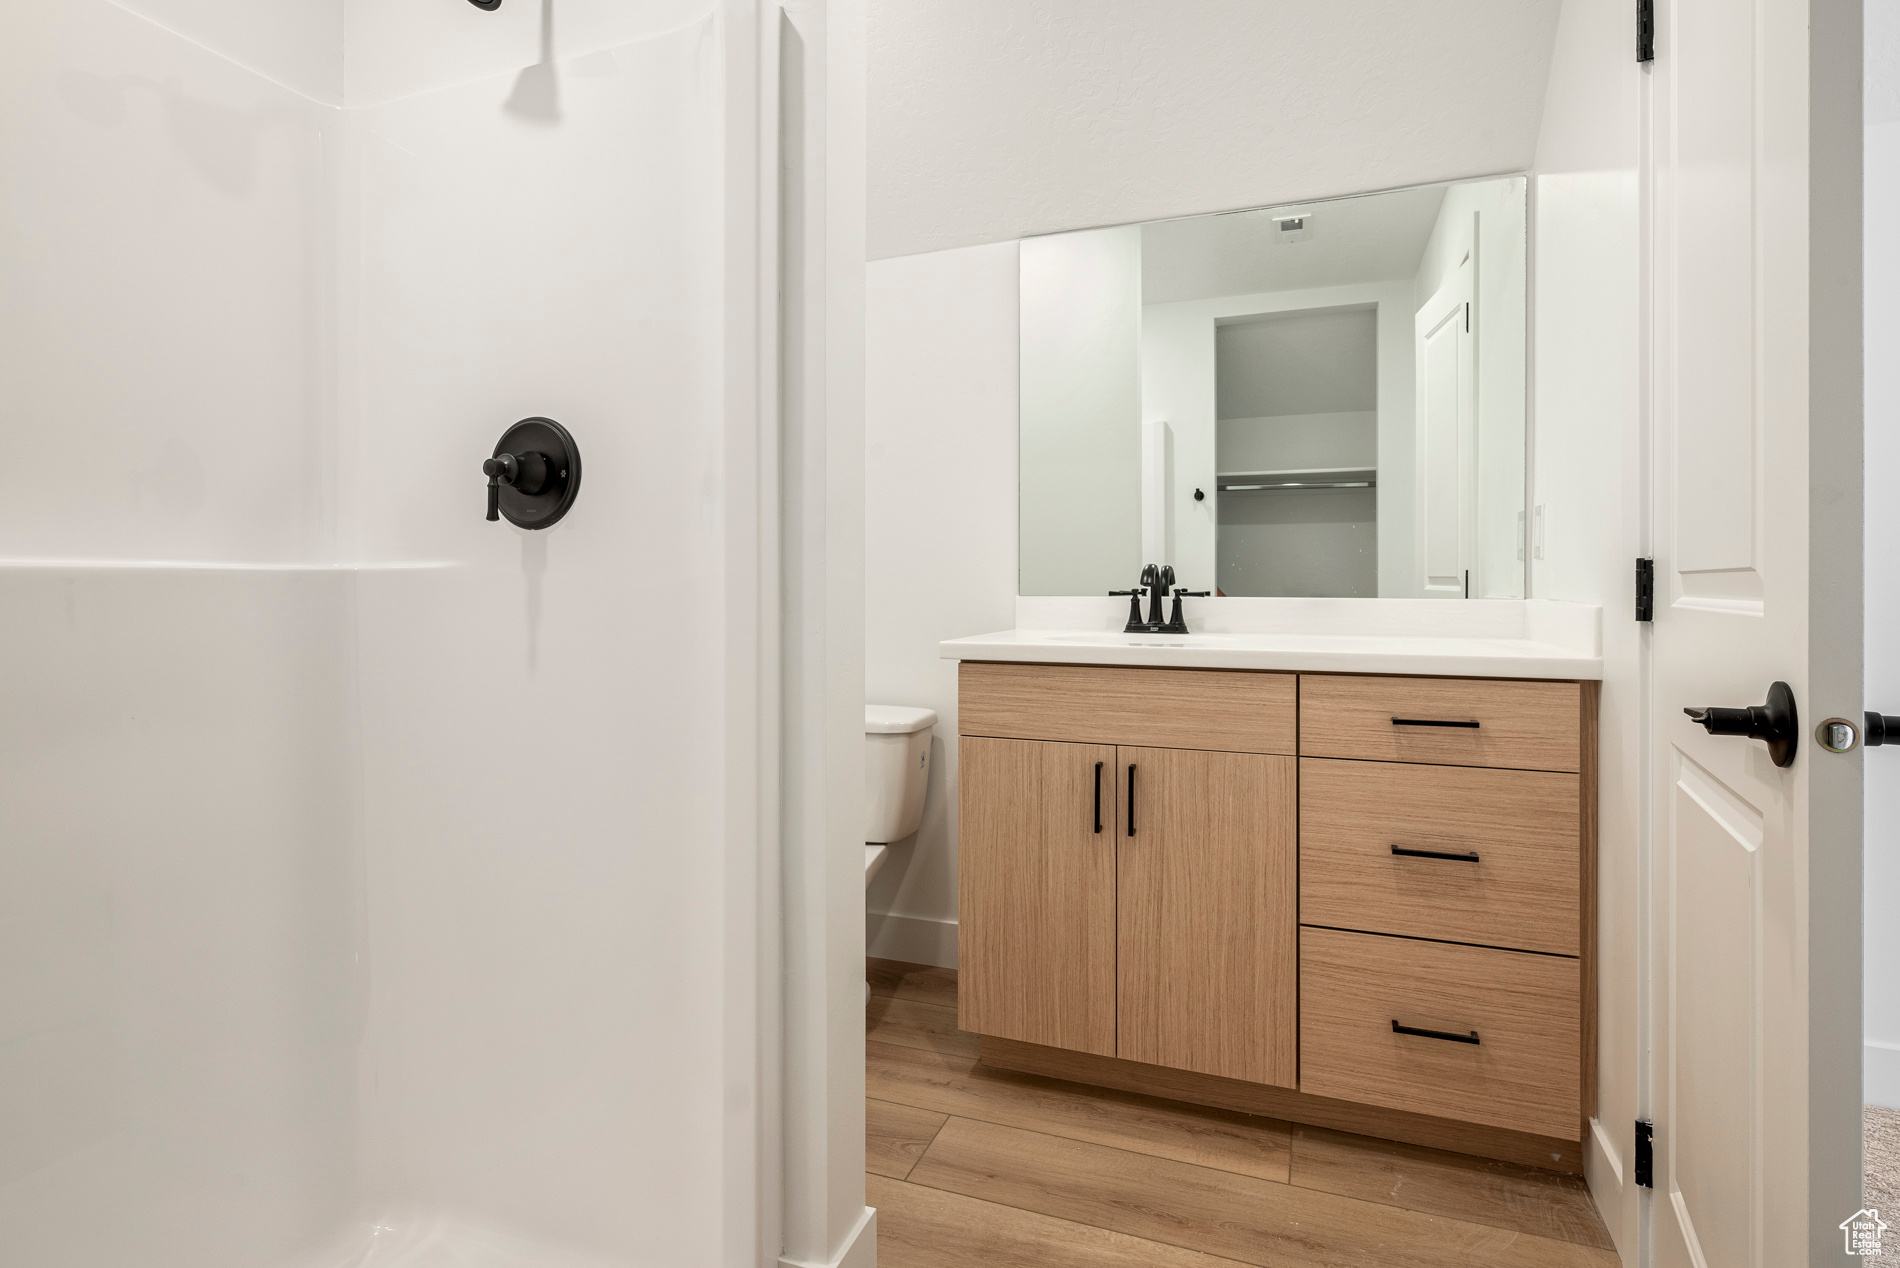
xmin=483 ymin=417 xmax=582 ymax=530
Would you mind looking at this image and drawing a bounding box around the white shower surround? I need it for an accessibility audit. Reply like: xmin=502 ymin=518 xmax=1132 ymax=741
xmin=0 ymin=2 xmax=842 ymax=1266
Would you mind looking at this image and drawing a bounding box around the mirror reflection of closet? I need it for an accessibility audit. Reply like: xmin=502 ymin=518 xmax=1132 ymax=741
xmin=1018 ymin=175 xmax=1529 ymax=600
xmin=1215 ymin=307 xmax=1378 ymax=597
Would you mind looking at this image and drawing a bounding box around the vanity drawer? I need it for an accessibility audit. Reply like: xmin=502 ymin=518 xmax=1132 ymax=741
xmin=1300 ymin=759 xmax=1580 ymax=955
xmin=1299 ymin=927 xmax=1580 ymax=1141
xmin=959 ymin=661 xmax=1296 ymax=754
xmin=1298 ymin=675 xmax=1582 ymax=772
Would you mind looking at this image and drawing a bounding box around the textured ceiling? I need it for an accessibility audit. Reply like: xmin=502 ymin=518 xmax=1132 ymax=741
xmin=870 ymin=0 xmax=1561 ymax=260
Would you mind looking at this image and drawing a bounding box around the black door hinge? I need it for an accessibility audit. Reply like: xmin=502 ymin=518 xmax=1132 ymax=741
xmin=1636 ymin=557 xmax=1654 ymax=622
xmin=1634 ymin=1120 xmax=1654 ymax=1188
xmin=1638 ymin=0 xmax=1655 ymax=62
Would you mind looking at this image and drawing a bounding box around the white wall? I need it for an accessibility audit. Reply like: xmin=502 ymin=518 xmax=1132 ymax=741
xmin=340 ymin=0 xmax=711 ymax=107
xmin=1018 ymin=227 xmax=1143 ymax=596
xmin=1864 ymin=0 xmax=1900 ymax=1110
xmin=1217 ymin=414 xmax=1378 ymax=475
xmin=117 ymin=0 xmax=345 ymax=102
xmin=868 ymin=0 xmax=1562 ymax=258
xmin=864 ymin=244 xmax=1020 ymax=966
xmin=1216 ymin=311 xmax=1379 ymax=419
xmin=1529 ymin=0 xmax=1643 ymax=1255
xmin=1218 ymin=488 xmax=1379 ymax=599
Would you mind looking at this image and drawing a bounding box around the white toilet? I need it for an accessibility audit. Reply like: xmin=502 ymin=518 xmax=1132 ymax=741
xmin=864 ymin=705 xmax=936 ymax=1000
xmin=864 ymin=705 xmax=938 ymax=876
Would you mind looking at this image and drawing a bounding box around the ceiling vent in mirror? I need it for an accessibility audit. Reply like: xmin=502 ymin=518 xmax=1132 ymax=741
xmin=1271 ymin=213 xmax=1313 ymax=243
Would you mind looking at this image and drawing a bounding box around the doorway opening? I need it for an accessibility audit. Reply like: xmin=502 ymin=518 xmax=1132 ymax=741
xmin=1213 ymin=307 xmax=1379 ymax=597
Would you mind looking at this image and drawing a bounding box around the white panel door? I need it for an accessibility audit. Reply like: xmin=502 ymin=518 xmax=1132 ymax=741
xmin=1416 ymin=256 xmax=1474 ymax=597
xmin=1647 ymin=0 xmax=1842 ymax=1263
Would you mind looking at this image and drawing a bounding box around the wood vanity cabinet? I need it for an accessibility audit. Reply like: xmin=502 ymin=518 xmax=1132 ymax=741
xmin=956 ymin=736 xmax=1119 ymax=1057
xmin=1117 ymin=746 xmax=1296 ymax=1086
xmin=957 ymin=663 xmax=1298 ymax=1085
xmin=956 ymin=659 xmax=1599 ymax=1170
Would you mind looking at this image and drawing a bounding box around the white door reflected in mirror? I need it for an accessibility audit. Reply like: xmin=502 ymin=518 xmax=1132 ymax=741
xmin=1416 ymin=252 xmax=1474 ymax=597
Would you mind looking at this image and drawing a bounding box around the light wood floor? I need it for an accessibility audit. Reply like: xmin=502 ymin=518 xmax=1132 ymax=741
xmin=866 ymin=957 xmax=1620 ymax=1268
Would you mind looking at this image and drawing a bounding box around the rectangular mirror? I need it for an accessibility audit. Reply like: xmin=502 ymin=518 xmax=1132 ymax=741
xmin=1018 ymin=177 xmax=1528 ymax=599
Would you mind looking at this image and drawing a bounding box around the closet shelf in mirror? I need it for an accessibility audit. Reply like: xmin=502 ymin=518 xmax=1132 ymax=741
xmin=1216 ymin=467 xmax=1377 ymax=492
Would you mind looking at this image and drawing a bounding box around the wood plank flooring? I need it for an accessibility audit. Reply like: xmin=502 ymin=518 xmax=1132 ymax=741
xmin=867 ymin=956 xmax=1621 ymax=1268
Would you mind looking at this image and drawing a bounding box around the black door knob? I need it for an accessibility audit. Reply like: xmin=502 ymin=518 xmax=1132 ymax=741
xmin=1866 ymin=713 xmax=1900 ymax=747
xmin=1684 ymin=681 xmax=1798 ymax=768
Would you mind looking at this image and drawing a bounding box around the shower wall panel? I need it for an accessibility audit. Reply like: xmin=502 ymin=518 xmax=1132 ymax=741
xmin=344 ymin=16 xmax=731 ymax=1259
xmin=2 ymin=2 xmax=746 ymax=1266
xmin=0 ymin=1 xmax=342 ymax=564
xmin=0 ymin=568 xmax=360 ymax=1268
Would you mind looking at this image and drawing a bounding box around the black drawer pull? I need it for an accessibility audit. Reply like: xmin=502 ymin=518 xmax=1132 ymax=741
xmin=1392 ymin=1020 xmax=1480 ymax=1045
xmin=1391 ymin=717 xmax=1481 ymax=728
xmin=1391 ymin=845 xmax=1481 ymax=863
xmin=1127 ymin=764 xmax=1137 ymax=837
xmin=1093 ymin=762 xmax=1103 ymax=834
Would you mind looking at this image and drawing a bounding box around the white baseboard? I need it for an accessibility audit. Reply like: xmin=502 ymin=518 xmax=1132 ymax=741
xmin=1869 ymin=1041 xmax=1900 ymax=1108
xmin=780 ymin=1206 xmax=875 ymax=1268
xmin=866 ymin=911 xmax=957 ymax=969
xmin=1588 ymin=1116 xmax=1625 ymax=1188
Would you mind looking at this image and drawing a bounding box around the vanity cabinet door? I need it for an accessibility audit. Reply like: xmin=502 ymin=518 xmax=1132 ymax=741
xmin=1116 ymin=747 xmax=1297 ymax=1087
xmin=957 ymin=737 xmax=1119 ymax=1057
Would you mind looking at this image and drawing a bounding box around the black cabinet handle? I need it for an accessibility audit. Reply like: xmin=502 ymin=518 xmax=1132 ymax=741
xmin=1127 ymin=764 xmax=1136 ymax=837
xmin=1391 ymin=717 xmax=1481 ymax=729
xmin=1392 ymin=1020 xmax=1480 ymax=1045
xmin=1391 ymin=845 xmax=1481 ymax=863
xmin=1093 ymin=762 xmax=1103 ymax=834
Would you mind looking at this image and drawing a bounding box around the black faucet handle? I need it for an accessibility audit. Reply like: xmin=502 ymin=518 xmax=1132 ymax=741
xmin=1163 ymin=588 xmax=1210 ymax=635
xmin=1110 ymin=588 xmax=1149 ymax=634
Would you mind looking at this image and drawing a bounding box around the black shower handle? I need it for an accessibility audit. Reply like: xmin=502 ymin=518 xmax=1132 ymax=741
xmin=485 ymin=450 xmax=555 ymax=522
xmin=483 ymin=453 xmax=518 ymax=522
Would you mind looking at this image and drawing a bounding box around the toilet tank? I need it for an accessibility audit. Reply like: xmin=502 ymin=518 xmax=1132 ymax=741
xmin=864 ymin=705 xmax=937 ymax=844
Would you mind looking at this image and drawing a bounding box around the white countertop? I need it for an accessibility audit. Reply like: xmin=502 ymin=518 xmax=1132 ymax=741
xmin=939 ymin=598 xmax=1603 ymax=679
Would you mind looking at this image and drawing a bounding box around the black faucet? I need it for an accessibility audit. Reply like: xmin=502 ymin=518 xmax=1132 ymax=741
xmin=1163 ymin=588 xmax=1212 ymax=634
xmin=1139 ymin=565 xmax=1174 ymax=630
